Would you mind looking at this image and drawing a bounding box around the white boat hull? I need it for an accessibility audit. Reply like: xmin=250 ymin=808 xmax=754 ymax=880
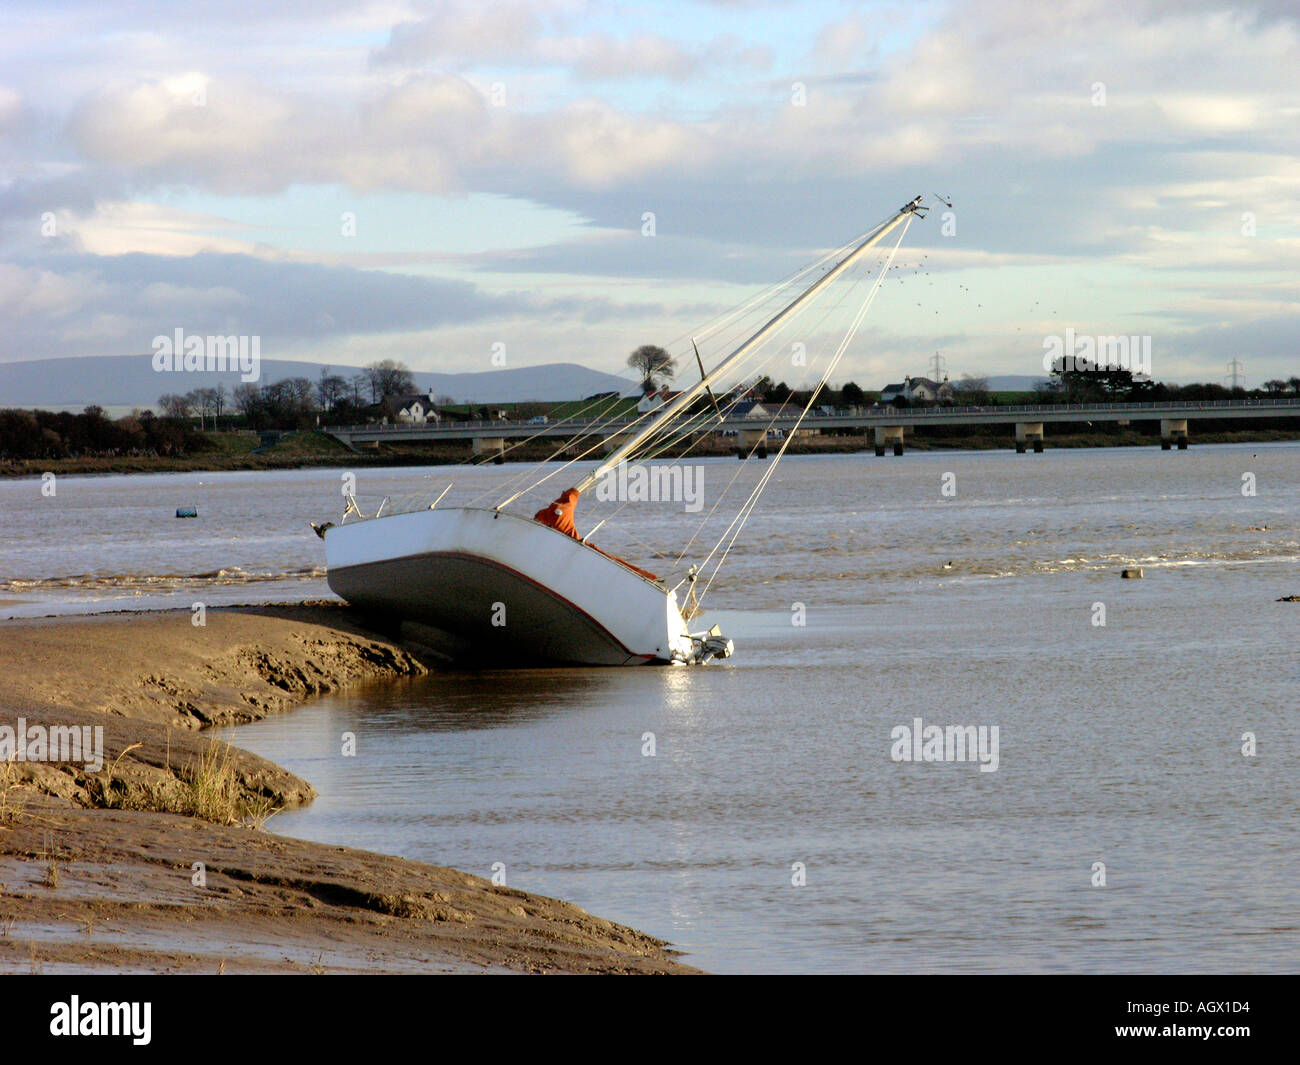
xmin=324 ymin=507 xmax=696 ymax=666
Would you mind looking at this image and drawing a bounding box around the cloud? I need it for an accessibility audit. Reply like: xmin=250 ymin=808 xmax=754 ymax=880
xmin=3 ymin=0 xmax=1298 ymax=381
xmin=371 ymin=2 xmax=764 ymax=83
xmin=810 ymin=14 xmax=875 ymax=69
xmin=54 ymin=2 xmax=1300 ymax=218
xmin=56 ymin=201 xmax=263 ymax=258
xmin=0 ymin=86 xmax=25 ymax=131
xmin=0 ymin=263 xmax=110 ymax=319
xmin=64 ymin=68 xmax=728 ymax=197
xmin=372 ymin=2 xmax=549 ymax=67
xmin=68 ymin=74 xmax=315 ymax=194
xmin=0 ymin=246 xmax=685 ymax=364
xmin=0 ymin=251 xmax=517 ymax=359
xmin=1166 ymin=311 xmax=1300 ymax=377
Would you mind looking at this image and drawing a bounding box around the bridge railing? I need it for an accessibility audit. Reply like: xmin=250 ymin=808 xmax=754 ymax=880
xmin=324 ymin=397 xmax=1300 ymax=435
xmin=882 ymin=397 xmax=1300 ymax=417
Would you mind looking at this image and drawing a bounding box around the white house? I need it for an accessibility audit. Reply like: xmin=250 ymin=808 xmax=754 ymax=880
xmin=393 ymin=391 xmax=441 ymax=424
xmin=879 ymin=375 xmax=954 ymax=405
xmin=637 ymin=386 xmax=679 ymax=413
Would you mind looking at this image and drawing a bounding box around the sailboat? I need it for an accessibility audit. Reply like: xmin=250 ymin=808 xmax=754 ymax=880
xmin=320 ymin=196 xmax=929 ymax=665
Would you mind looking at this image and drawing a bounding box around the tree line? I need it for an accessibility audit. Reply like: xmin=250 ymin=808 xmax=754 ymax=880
xmin=159 ymin=360 xmax=420 ymax=430
xmin=1035 ymin=363 xmax=1300 ymax=405
xmin=1 ymin=360 xmax=424 ymax=459
xmin=7 ymin=346 xmax=1295 ymax=462
xmin=0 ymin=406 xmax=203 ymax=461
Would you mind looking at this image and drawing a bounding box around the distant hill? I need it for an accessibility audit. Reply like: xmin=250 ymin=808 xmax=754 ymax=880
xmin=0 ymin=355 xmax=639 ymax=412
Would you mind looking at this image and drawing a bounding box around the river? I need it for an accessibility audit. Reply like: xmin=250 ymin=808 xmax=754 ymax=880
xmin=3 ymin=443 xmax=1296 ymax=972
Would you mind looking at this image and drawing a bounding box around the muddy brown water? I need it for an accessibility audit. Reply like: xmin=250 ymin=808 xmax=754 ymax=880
xmin=5 ymin=444 xmax=1298 ymax=972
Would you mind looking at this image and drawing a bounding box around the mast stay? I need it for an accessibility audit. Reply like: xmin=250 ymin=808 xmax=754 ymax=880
xmin=529 ymin=195 xmax=929 ymax=538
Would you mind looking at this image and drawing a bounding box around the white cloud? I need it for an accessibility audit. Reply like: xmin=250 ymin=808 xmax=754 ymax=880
xmin=373 ymin=1 xmax=549 ymax=66
xmin=811 ymin=14 xmax=874 ymax=68
xmin=0 ymin=86 xmax=23 ymax=128
xmin=0 ymin=263 xmax=107 ymax=318
xmin=3 ymin=0 xmax=1298 ymax=379
xmin=65 ymin=201 xmax=261 ymax=257
xmin=69 ymin=74 xmax=303 ymax=192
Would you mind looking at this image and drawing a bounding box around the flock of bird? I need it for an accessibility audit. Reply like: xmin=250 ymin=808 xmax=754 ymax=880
xmin=871 ymin=203 xmax=1063 ymax=362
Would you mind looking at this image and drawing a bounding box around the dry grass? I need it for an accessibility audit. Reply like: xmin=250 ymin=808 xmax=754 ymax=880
xmin=40 ymin=835 xmax=59 ymax=889
xmin=88 ymin=739 xmax=279 ymax=828
xmin=0 ymin=758 xmax=25 ymax=826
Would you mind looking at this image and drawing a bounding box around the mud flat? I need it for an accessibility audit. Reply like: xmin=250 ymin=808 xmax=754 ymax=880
xmin=0 ymin=604 xmax=695 ymax=974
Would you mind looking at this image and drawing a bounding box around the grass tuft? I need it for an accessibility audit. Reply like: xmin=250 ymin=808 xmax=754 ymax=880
xmin=89 ymin=739 xmax=280 ymax=827
xmin=0 ymin=758 xmax=25 ymax=826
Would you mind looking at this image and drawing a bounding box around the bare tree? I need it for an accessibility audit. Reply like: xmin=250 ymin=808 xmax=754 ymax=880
xmin=627 ymin=345 xmax=676 ymax=391
xmin=364 ymin=360 xmax=414 ymax=402
xmin=317 ymin=372 xmax=347 ymax=410
xmin=262 ymin=380 xmax=293 ymax=423
xmin=232 ymin=382 xmax=262 ymax=422
xmin=185 ymin=390 xmax=205 ymax=429
xmin=349 ymin=373 xmax=367 ymax=405
xmin=285 ymin=377 xmax=317 ymax=411
xmin=953 ymin=374 xmax=991 ymax=405
xmin=188 ymin=387 xmax=222 ymax=429
xmin=158 ymin=393 xmax=192 ymax=421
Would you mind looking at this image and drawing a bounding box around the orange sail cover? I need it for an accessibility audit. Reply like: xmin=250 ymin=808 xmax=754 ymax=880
xmin=534 ymin=488 xmax=580 ymax=538
xmin=533 ymin=488 xmax=659 ymax=581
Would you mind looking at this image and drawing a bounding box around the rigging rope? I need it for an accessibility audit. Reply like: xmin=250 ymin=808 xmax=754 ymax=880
xmin=693 ymin=217 xmax=914 ymax=609
xmin=484 ymin=220 xmax=894 ymax=513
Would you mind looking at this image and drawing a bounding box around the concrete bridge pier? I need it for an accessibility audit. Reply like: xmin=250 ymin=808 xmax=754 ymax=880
xmin=1160 ymin=418 xmax=1189 ymax=450
xmin=1015 ymin=422 xmax=1044 ymax=454
xmin=472 ymin=436 xmax=506 ymax=464
xmin=736 ymin=428 xmax=768 ymax=459
xmin=874 ymin=425 xmax=904 ymax=456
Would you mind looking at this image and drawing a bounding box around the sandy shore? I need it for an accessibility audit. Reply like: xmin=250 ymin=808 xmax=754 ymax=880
xmin=0 ymin=604 xmax=696 ymax=974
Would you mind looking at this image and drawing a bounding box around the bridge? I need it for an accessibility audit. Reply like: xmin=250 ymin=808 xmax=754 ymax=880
xmin=324 ymin=397 xmax=1300 ymax=459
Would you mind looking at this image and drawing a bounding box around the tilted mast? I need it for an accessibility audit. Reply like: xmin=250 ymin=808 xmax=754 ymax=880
xmin=527 ymin=196 xmax=926 ymax=536
xmin=570 ymin=196 xmax=927 ymax=496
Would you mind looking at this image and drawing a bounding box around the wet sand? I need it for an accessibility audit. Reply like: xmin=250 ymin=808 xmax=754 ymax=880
xmin=0 ymin=604 xmax=696 ymax=974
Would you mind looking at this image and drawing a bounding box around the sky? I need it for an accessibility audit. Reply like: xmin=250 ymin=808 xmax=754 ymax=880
xmin=1 ymin=0 xmax=1297 ymax=390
